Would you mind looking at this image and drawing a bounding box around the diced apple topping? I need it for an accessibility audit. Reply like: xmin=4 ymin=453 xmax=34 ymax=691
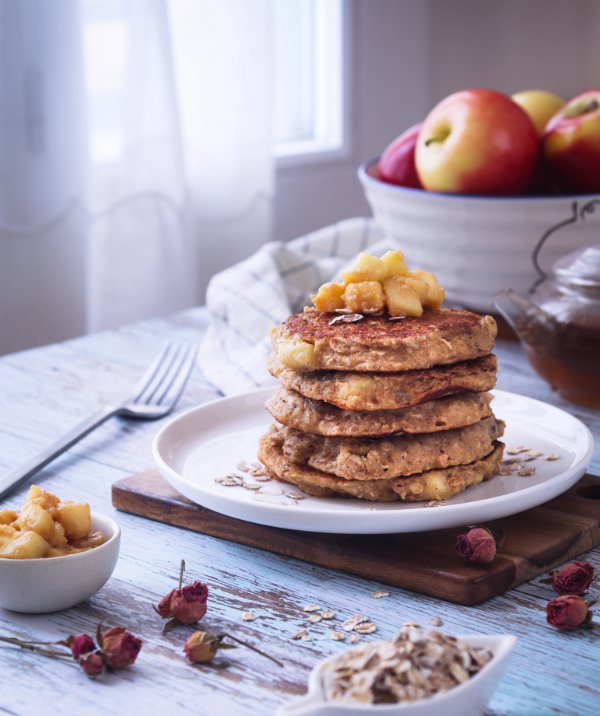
xmin=310 ymin=250 xmax=445 ymax=317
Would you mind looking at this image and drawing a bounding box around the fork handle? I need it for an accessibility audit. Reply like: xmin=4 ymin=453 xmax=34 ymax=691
xmin=0 ymin=406 xmax=119 ymax=501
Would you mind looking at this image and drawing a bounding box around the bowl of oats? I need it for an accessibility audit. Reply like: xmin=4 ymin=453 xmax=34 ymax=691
xmin=277 ymin=624 xmax=516 ymax=715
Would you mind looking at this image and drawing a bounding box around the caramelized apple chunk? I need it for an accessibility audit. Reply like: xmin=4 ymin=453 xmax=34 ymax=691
xmin=341 ymin=252 xmax=388 ymax=283
xmin=17 ymin=502 xmax=56 ymax=542
xmin=0 ymin=530 xmax=51 ymax=559
xmin=56 ymin=502 xmax=91 ymax=540
xmin=312 ymin=282 xmax=345 ymax=312
xmin=343 ymin=281 xmax=385 ymax=314
xmin=406 ymin=270 xmax=445 ymax=308
xmin=383 ymin=277 xmax=424 ymax=317
xmin=0 ymin=510 xmax=18 ymax=525
xmin=380 ymin=250 xmax=407 ymax=277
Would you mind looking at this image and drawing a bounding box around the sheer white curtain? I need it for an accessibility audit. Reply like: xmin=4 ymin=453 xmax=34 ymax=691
xmin=0 ymin=0 xmax=273 ymax=354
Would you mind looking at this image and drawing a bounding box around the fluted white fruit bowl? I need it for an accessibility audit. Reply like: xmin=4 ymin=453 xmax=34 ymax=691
xmin=358 ymin=158 xmax=600 ymax=312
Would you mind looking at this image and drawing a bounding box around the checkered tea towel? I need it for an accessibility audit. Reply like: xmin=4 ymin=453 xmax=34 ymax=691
xmin=199 ymin=216 xmax=400 ymax=395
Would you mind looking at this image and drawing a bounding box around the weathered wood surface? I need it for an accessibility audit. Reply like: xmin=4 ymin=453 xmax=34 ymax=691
xmin=0 ymin=308 xmax=598 ymax=716
xmin=112 ymin=470 xmax=600 ymax=606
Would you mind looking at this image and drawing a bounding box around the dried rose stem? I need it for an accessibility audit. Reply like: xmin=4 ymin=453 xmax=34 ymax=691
xmin=179 ymin=559 xmax=186 ymax=590
xmin=222 ymin=633 xmax=284 ymax=667
xmin=0 ymin=636 xmax=72 ymax=660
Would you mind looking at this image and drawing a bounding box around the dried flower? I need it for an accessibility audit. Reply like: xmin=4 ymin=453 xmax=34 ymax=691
xmin=162 ymin=583 xmax=209 ymax=625
xmin=98 ymin=626 xmax=142 ymax=669
xmin=551 ymin=562 xmax=595 ymax=596
xmin=546 ymin=595 xmax=591 ymax=631
xmin=1 ymin=623 xmax=142 ymax=680
xmin=184 ymin=630 xmax=284 ymax=667
xmin=184 ymin=631 xmax=227 ymax=664
xmin=456 ymin=527 xmax=496 ymax=564
xmin=67 ymin=633 xmax=95 ymax=659
xmin=157 ymin=560 xmax=209 ymax=626
xmin=80 ymin=652 xmax=105 ymax=677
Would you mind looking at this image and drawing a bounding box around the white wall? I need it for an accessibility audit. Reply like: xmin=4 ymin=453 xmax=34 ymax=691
xmin=274 ymin=0 xmax=600 ymax=242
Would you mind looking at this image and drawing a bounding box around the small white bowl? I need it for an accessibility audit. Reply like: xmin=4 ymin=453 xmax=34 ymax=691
xmin=277 ymin=634 xmax=517 ymax=716
xmin=358 ymin=158 xmax=600 ymax=313
xmin=0 ymin=513 xmax=120 ymax=614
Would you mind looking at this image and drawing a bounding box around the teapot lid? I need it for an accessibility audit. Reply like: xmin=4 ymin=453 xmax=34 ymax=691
xmin=553 ymin=244 xmax=600 ymax=288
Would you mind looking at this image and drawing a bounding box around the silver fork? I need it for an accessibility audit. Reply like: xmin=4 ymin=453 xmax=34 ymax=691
xmin=0 ymin=340 xmax=197 ymax=500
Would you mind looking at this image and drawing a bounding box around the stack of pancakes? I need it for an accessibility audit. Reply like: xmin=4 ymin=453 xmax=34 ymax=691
xmin=258 ymin=308 xmax=505 ymax=502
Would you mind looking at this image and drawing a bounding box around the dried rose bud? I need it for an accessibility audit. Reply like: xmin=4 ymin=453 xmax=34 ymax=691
xmin=157 ymin=589 xmax=177 ymax=619
xmin=99 ymin=626 xmax=142 ymax=669
xmin=546 ymin=595 xmax=590 ymax=631
xmin=551 ymin=561 xmax=595 ymax=596
xmin=79 ymin=652 xmax=104 ymax=677
xmin=67 ymin=633 xmax=96 ymax=659
xmin=183 ymin=631 xmax=222 ymax=664
xmin=158 ymin=581 xmax=209 ymax=625
xmin=456 ymin=527 xmax=496 ymax=564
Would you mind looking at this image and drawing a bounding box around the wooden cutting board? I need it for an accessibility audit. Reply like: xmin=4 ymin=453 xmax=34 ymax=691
xmin=112 ymin=470 xmax=600 ymax=606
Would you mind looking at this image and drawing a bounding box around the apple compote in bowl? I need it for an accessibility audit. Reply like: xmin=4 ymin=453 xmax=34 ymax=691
xmin=0 ymin=486 xmax=120 ymax=613
xmin=358 ymin=158 xmax=600 ymax=313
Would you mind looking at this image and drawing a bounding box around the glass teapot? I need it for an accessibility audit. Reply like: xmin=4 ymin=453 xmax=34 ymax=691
xmin=493 ymin=244 xmax=600 ymax=407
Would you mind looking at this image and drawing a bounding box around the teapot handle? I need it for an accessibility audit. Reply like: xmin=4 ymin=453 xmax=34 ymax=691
xmin=530 ymin=198 xmax=600 ymax=293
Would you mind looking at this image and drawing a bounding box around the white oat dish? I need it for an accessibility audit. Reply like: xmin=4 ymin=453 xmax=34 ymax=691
xmin=277 ymin=624 xmax=516 ymax=716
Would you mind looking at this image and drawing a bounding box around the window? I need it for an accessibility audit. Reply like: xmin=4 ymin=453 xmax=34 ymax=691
xmin=83 ymin=0 xmax=347 ymax=165
xmin=272 ymin=0 xmax=347 ymax=162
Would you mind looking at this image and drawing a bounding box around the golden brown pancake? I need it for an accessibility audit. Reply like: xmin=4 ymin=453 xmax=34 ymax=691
xmin=271 ymin=308 xmax=497 ymax=373
xmin=268 ymin=354 xmax=497 ymax=411
xmin=266 ymin=388 xmax=493 ymax=437
xmin=258 ymin=432 xmax=504 ymax=502
xmin=268 ymin=416 xmax=504 ymax=480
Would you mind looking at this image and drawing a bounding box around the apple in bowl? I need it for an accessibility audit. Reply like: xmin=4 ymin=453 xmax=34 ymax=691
xmin=512 ymin=89 xmax=565 ymax=137
xmin=378 ymin=123 xmax=422 ymax=189
xmin=543 ymin=88 xmax=600 ymax=193
xmin=415 ymin=89 xmax=539 ymax=195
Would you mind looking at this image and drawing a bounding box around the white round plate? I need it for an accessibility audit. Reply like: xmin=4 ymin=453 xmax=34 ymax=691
xmin=152 ymin=388 xmax=594 ymax=534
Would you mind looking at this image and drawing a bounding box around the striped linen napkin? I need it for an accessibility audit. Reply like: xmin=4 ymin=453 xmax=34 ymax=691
xmin=199 ymin=216 xmax=399 ymax=395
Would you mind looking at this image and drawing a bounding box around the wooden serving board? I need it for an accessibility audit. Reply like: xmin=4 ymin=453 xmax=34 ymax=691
xmin=112 ymin=470 xmax=600 ymax=606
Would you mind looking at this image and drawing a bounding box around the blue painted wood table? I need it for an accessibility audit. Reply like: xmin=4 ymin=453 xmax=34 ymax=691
xmin=0 ymin=308 xmax=598 ymax=715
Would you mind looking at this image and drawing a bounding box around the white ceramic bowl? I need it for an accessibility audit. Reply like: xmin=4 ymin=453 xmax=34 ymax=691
xmin=277 ymin=634 xmax=517 ymax=716
xmin=358 ymin=159 xmax=600 ymax=312
xmin=0 ymin=513 xmax=120 ymax=614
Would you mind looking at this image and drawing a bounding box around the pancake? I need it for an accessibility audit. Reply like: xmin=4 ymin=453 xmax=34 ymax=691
xmin=271 ymin=307 xmax=497 ymax=373
xmin=269 ymin=416 xmax=504 ymax=480
xmin=258 ymin=432 xmax=504 ymax=502
xmin=268 ymin=354 xmax=497 ymax=411
xmin=266 ymin=388 xmax=493 ymax=437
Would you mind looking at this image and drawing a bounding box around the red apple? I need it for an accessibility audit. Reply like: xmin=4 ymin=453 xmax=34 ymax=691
xmin=378 ymin=123 xmax=422 ymax=188
xmin=543 ymin=88 xmax=600 ymax=193
xmin=415 ymin=89 xmax=539 ymax=195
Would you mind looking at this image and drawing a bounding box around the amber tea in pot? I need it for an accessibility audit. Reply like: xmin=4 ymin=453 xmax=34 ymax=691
xmin=494 ymin=245 xmax=600 ymax=407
